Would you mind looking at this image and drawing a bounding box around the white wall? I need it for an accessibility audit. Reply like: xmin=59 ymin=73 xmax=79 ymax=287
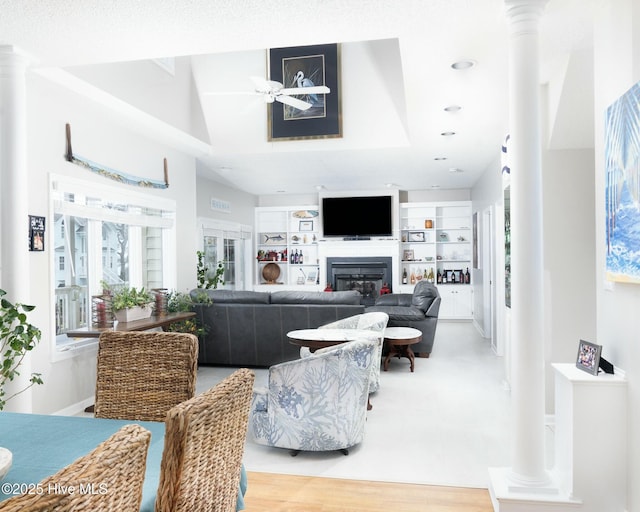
xmin=19 ymin=70 xmax=198 ymax=415
xmin=593 ymin=1 xmax=640 ymax=509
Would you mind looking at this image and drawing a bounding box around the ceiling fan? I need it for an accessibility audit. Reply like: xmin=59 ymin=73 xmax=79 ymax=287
xmin=204 ymin=76 xmax=330 ymax=111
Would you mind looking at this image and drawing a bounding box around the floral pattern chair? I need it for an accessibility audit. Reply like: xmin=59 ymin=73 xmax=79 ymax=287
xmin=316 ymin=312 xmax=388 ymax=394
xmin=249 ymin=337 xmax=378 ymax=455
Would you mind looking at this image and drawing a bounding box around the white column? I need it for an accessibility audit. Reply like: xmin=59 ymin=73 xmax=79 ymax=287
xmin=505 ymin=0 xmax=549 ymax=485
xmin=0 ymin=46 xmax=34 ymax=412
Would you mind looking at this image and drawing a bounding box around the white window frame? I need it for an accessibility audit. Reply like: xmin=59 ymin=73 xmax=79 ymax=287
xmin=49 ymin=174 xmax=176 ymax=361
xmin=198 ymin=217 xmax=252 ymax=290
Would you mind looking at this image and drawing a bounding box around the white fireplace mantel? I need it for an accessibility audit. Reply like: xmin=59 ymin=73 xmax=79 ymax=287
xmin=317 ymin=239 xmax=400 ymax=289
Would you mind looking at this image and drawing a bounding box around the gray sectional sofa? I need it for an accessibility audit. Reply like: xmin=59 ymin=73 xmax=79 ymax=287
xmin=365 ymin=280 xmax=441 ymax=357
xmin=190 ymin=288 xmax=364 ymax=367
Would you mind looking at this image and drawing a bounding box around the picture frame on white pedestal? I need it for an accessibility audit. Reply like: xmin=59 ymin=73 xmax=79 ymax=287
xmin=576 ymin=339 xmax=602 ymax=375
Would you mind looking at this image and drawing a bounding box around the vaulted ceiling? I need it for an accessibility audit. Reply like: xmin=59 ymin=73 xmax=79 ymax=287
xmin=0 ymin=0 xmax=594 ymax=195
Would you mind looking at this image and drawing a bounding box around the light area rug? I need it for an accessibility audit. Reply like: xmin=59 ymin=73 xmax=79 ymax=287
xmin=197 ymin=321 xmax=515 ymax=489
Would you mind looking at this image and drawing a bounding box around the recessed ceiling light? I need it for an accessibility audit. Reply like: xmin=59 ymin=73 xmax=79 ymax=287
xmin=451 ymin=59 xmax=476 ymax=70
xmin=449 ymin=167 xmax=464 ymax=173
xmin=441 ymin=131 xmax=456 ymax=136
xmin=444 ymin=105 xmax=462 ymax=112
xmin=431 ymin=184 xmax=441 ymax=189
xmin=434 ymin=157 xmax=447 ymax=161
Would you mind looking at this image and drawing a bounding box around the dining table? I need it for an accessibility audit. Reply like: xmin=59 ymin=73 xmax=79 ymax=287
xmin=0 ymin=412 xmax=247 ymax=511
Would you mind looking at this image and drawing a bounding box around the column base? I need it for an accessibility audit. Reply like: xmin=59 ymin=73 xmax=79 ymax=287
xmin=488 ymin=467 xmax=582 ymax=512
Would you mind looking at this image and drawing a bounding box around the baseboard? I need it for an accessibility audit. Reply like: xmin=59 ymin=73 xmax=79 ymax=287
xmin=53 ymin=396 xmax=94 ymax=416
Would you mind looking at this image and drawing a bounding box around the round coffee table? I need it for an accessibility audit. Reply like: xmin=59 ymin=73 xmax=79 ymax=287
xmin=383 ymin=327 xmax=422 ymax=372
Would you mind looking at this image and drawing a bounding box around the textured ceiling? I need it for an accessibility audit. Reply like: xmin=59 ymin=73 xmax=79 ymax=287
xmin=0 ymin=0 xmax=594 ymax=195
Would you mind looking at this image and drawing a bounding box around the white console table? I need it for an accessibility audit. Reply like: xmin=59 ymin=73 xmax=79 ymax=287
xmin=552 ymin=363 xmax=627 ymax=511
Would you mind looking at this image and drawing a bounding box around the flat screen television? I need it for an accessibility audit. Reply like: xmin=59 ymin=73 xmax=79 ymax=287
xmin=322 ymin=195 xmax=393 ymax=238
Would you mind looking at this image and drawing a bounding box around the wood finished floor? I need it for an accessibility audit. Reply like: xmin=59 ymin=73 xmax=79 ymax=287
xmin=243 ymin=471 xmax=494 ymax=512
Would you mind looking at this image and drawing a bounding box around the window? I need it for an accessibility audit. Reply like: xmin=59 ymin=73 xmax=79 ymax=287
xmin=51 ymin=175 xmax=176 ymax=352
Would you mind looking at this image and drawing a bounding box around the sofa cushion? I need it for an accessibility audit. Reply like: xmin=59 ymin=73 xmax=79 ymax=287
xmin=411 ymin=281 xmax=439 ymax=311
xmin=191 ymin=289 xmax=270 ymax=304
xmin=270 ymin=290 xmax=361 ymax=305
xmin=366 ymin=305 xmax=425 ymax=322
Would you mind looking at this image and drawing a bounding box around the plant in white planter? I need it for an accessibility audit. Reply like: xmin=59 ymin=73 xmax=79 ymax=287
xmin=0 ymin=288 xmax=43 ymax=411
xmin=108 ymin=285 xmax=155 ymax=323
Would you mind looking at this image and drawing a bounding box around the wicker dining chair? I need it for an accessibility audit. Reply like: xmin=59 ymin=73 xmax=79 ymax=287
xmin=0 ymin=424 xmax=151 ymax=512
xmin=155 ymin=368 xmax=255 ymax=512
xmin=95 ymin=331 xmax=198 ymax=422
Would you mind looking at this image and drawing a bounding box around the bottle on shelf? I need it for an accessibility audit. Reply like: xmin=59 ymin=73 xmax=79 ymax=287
xmin=299 ymin=250 xmax=304 ymax=264
xmin=450 ymin=271 xmax=456 ymax=284
xmin=459 ymin=269 xmax=464 ymax=283
xmin=410 ymin=270 xmax=416 ymax=284
xmin=402 ymin=268 xmax=408 ymax=284
xmin=293 ymin=249 xmax=299 ymax=264
xmin=465 ymin=267 xmax=471 ymax=284
xmin=427 ymin=267 xmax=434 ymax=283
xmin=437 ymin=269 xmax=442 ymax=284
xmin=290 ymin=250 xmax=294 ymax=264
xmin=443 ymin=271 xmax=448 ymax=284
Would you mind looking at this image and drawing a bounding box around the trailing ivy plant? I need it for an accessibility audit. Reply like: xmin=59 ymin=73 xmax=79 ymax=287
xmin=0 ymin=289 xmax=43 ymax=410
xmin=196 ymin=251 xmax=225 ymax=290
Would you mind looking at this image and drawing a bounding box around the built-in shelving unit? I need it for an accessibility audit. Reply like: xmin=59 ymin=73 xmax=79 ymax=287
xmin=254 ymin=206 xmax=320 ymax=288
xmin=399 ymin=201 xmax=473 ymax=318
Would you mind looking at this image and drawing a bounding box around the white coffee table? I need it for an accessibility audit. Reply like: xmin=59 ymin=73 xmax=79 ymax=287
xmin=383 ymin=327 xmax=422 ymax=372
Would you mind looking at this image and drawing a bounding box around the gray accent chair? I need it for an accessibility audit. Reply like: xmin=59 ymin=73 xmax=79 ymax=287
xmin=365 ymin=281 xmax=441 ymax=357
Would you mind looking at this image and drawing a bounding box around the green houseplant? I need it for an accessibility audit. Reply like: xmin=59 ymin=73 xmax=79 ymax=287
xmin=0 ymin=289 xmax=43 ymax=411
xmin=103 ymin=283 xmax=155 ymax=323
xmin=164 ymin=290 xmax=211 ymax=337
xmin=196 ymin=251 xmax=225 ymax=290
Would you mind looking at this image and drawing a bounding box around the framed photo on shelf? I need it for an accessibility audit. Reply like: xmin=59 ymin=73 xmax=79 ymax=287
xmin=409 ymin=231 xmax=425 ymax=242
xmin=575 ymin=339 xmax=602 ymax=375
xmin=402 ymin=250 xmax=415 ymax=261
xmin=268 ymin=43 xmax=341 ymax=141
xmin=299 ymin=220 xmax=314 ymax=231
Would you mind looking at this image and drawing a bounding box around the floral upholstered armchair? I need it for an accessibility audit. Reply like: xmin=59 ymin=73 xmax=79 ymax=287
xmin=249 ymin=337 xmax=378 ymax=455
xmin=316 ymin=312 xmax=388 ymax=394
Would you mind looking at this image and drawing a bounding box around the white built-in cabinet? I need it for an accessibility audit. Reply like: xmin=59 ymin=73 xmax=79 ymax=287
xmin=399 ymin=201 xmax=473 ymax=319
xmin=254 ymin=206 xmax=320 ymax=288
xmin=254 ymin=201 xmax=474 ymax=319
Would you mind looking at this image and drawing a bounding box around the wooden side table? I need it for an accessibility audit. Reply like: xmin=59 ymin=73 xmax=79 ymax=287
xmin=383 ymin=327 xmax=422 ymax=372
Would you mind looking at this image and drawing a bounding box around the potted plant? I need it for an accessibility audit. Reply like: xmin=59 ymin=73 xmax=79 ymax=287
xmin=0 ymin=289 xmax=43 ymax=411
xmin=196 ymin=251 xmax=225 ymax=290
xmin=164 ymin=290 xmax=211 ymax=337
xmin=107 ymin=284 xmax=155 ymax=323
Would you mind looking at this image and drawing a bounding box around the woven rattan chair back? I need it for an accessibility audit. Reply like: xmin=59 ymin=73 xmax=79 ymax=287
xmin=0 ymin=424 xmax=151 ymax=512
xmin=155 ymin=368 xmax=255 ymax=512
xmin=95 ymin=331 xmax=198 ymax=422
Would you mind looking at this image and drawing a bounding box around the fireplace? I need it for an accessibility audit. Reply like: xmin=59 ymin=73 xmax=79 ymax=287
xmin=327 ymin=257 xmax=393 ymax=306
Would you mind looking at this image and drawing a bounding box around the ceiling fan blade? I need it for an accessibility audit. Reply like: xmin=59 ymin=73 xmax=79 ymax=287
xmin=250 ymin=76 xmax=283 ymax=94
xmin=202 ymin=91 xmax=261 ymax=96
xmin=276 ymin=95 xmax=312 ymax=111
xmin=280 ymin=85 xmax=330 ymax=96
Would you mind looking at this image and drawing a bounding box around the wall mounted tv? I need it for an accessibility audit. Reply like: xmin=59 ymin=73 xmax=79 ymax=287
xmin=321 ymin=195 xmax=393 ymax=239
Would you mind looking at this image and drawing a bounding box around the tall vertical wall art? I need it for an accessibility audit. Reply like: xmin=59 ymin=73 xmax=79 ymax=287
xmin=605 ymin=82 xmax=640 ymax=283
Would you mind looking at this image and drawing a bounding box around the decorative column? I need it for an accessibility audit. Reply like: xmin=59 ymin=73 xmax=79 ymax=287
xmin=505 ymin=0 xmax=549 ymax=485
xmin=0 ymin=46 xmax=33 ymax=412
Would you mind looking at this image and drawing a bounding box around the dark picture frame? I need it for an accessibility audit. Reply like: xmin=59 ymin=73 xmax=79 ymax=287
xmin=29 ymin=215 xmax=45 ymax=252
xmin=576 ymin=339 xmax=602 ymax=375
xmin=268 ymin=43 xmax=341 ymax=141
